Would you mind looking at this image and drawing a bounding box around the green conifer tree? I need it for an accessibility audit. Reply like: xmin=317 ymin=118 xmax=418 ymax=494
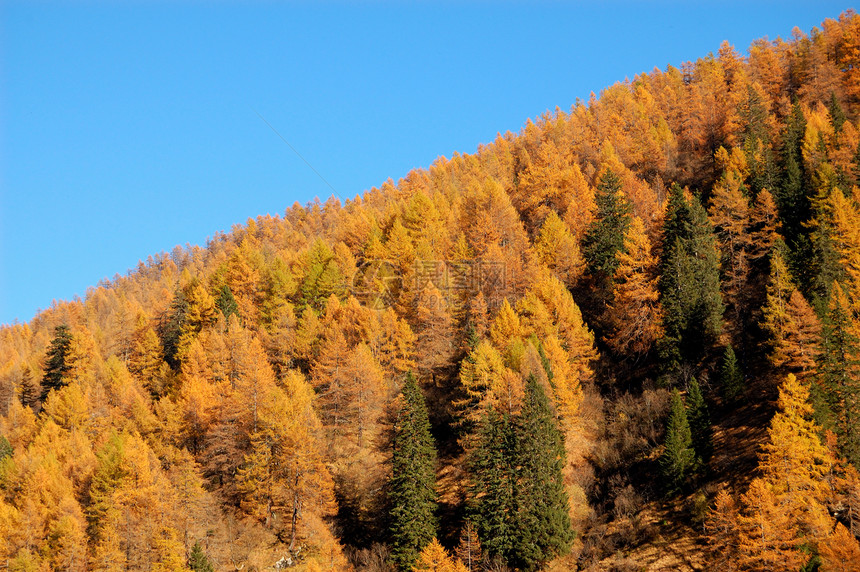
xmin=187 ymin=542 xmax=215 ymax=572
xmin=818 ymin=285 xmax=860 ymax=467
xmin=389 ymin=372 xmax=438 ymax=571
xmin=658 ymin=185 xmax=724 ymax=377
xmin=0 ymin=434 xmax=11 ymax=461
xmin=513 ymin=375 xmax=574 ymax=571
xmin=582 ymin=169 xmax=632 ymax=279
xmin=216 ymin=284 xmax=240 ymax=321
xmin=686 ymin=377 xmax=713 ymax=464
xmin=660 ymin=390 xmax=696 ymax=494
xmin=40 ymin=324 xmax=73 ymax=401
xmin=719 ymin=344 xmax=745 ymax=402
xmin=469 ymin=407 xmax=517 ymax=564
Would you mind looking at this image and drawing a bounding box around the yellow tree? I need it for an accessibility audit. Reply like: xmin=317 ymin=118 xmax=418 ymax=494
xmin=606 ymin=216 xmax=663 ymax=356
xmin=533 ymin=210 xmax=585 ymax=287
xmin=819 ymin=522 xmax=860 ymax=572
xmin=412 ymin=538 xmax=468 ymax=572
xmin=236 ymin=370 xmax=336 ymax=553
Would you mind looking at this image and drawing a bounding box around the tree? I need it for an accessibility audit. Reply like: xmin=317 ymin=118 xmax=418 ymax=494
xmin=0 ymin=434 xmax=10 ymax=461
xmin=659 ymin=184 xmax=724 ymax=375
xmin=818 ymin=283 xmax=860 ymax=466
xmin=660 ymin=390 xmax=696 ymax=493
xmin=389 ymin=373 xmax=438 ymax=571
xmin=469 ymin=408 xmax=517 ymax=563
xmin=215 ymin=284 xmax=239 ymax=321
xmin=412 ymin=539 xmax=468 ymax=572
xmin=819 ymin=522 xmax=860 ymax=572
xmin=187 ymin=541 xmax=214 ymax=572
xmin=686 ymin=377 xmax=713 ymax=463
xmin=41 ymin=324 xmax=73 ymax=401
xmin=582 ymin=169 xmax=632 ymax=280
xmin=455 ymin=521 xmax=482 ymax=572
xmin=719 ymin=344 xmax=746 ymax=402
xmin=512 ymin=374 xmax=574 ymax=571
xmin=534 ymin=211 xmax=584 ymax=287
xmin=606 ymin=216 xmax=663 ymax=356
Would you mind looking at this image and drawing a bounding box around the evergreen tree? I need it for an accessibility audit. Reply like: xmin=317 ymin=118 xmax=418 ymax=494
xmin=686 ymin=377 xmax=713 ymax=463
xmin=719 ymin=344 xmax=745 ymax=402
xmin=41 ymin=324 xmax=73 ymax=401
xmin=0 ymin=434 xmax=11 ymax=461
xmin=582 ymin=169 xmax=632 ymax=279
xmin=660 ymin=389 xmax=696 ymax=493
xmin=469 ymin=407 xmax=517 ymax=564
xmin=187 ymin=542 xmax=214 ymax=572
xmin=658 ymin=184 xmax=724 ymax=376
xmin=389 ymin=372 xmax=438 ymax=571
xmin=216 ymin=284 xmax=240 ymax=321
xmin=159 ymin=287 xmax=189 ymax=369
xmin=818 ymin=283 xmax=860 ymax=467
xmin=513 ymin=374 xmax=574 ymax=571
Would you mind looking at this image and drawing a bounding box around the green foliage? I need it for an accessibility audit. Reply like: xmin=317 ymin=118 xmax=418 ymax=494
xmin=216 ymin=284 xmax=239 ymax=321
xmin=658 ymin=185 xmax=724 ymax=377
xmin=817 ymin=290 xmax=860 ymax=467
xmin=470 ymin=376 xmax=573 ymax=571
xmin=583 ymin=170 xmax=632 ymax=279
xmin=686 ymin=377 xmax=713 ymax=464
xmin=719 ymin=344 xmax=745 ymax=402
xmin=159 ymin=288 xmax=189 ymax=369
xmin=389 ymin=372 xmax=438 ymax=571
xmin=513 ymin=375 xmax=574 ymax=571
xmin=0 ymin=434 xmax=11 ymax=461
xmin=188 ymin=541 xmax=215 ymax=572
xmin=41 ymin=324 xmax=73 ymax=401
xmin=660 ymin=390 xmax=696 ymax=494
xmin=299 ymin=239 xmax=343 ymax=310
xmin=470 ymin=407 xmax=518 ymax=563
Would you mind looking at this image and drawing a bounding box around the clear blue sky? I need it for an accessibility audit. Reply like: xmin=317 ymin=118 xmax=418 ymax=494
xmin=0 ymin=1 xmax=850 ymax=325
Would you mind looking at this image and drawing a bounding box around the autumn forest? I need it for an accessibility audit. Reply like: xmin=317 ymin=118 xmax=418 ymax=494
xmin=6 ymin=10 xmax=860 ymax=572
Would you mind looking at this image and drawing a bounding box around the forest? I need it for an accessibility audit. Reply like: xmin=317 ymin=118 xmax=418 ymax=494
xmin=5 ymin=10 xmax=860 ymax=572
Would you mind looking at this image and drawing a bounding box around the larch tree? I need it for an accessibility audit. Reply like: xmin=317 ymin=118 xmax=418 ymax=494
xmin=606 ymin=216 xmax=664 ymax=357
xmin=389 ymin=373 xmax=438 ymax=571
xmin=411 ymin=538 xmax=468 ymax=572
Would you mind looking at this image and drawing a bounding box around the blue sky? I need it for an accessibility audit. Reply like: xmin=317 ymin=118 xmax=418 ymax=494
xmin=0 ymin=1 xmax=851 ymax=325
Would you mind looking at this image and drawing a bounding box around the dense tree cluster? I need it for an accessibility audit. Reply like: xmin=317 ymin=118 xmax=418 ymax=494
xmin=3 ymin=11 xmax=860 ymax=570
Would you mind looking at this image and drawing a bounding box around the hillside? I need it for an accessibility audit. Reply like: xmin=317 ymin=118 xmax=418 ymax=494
xmin=4 ymin=10 xmax=860 ymax=572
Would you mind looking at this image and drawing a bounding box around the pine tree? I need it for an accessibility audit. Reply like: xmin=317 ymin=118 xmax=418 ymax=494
xmin=686 ymin=377 xmax=713 ymax=463
xmin=389 ymin=373 xmax=438 ymax=571
xmin=660 ymin=389 xmax=696 ymax=493
xmin=0 ymin=434 xmax=11 ymax=461
xmin=659 ymin=184 xmax=724 ymax=376
xmin=469 ymin=407 xmax=517 ymax=564
xmin=512 ymin=374 xmax=574 ymax=571
xmin=719 ymin=344 xmax=746 ymax=402
xmin=582 ymin=169 xmax=632 ymax=279
xmin=215 ymin=284 xmax=239 ymax=321
xmin=187 ymin=542 xmax=214 ymax=572
xmin=818 ymin=283 xmax=860 ymax=466
xmin=41 ymin=324 xmax=73 ymax=401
